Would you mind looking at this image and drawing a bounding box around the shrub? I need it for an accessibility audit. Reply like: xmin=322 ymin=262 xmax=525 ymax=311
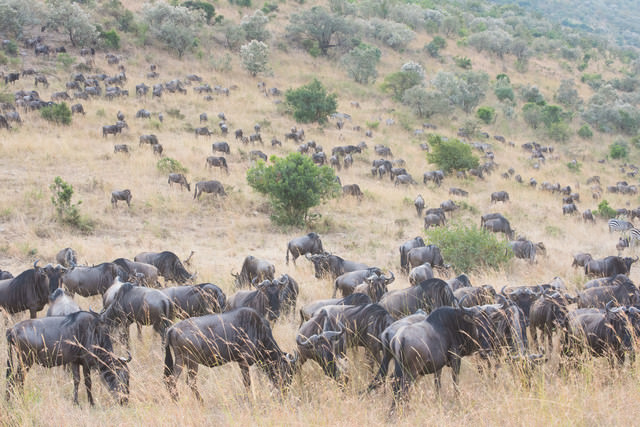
xmin=426 ymin=223 xmax=513 ymax=274
xmin=50 ymin=176 xmax=93 ymax=232
xmin=40 ymin=102 xmax=72 ymax=125
xmin=381 ymin=70 xmax=422 ymax=101
xmin=425 ymin=35 xmax=446 ymax=57
xmin=577 ymin=124 xmax=593 ymax=139
xmin=476 ymin=106 xmax=495 ymax=124
xmin=454 ymin=56 xmax=472 ymax=69
xmin=285 ymin=79 xmax=337 ymax=124
xmin=47 ymin=0 xmax=98 ymax=47
xmin=402 ymin=86 xmax=452 ymax=119
xmin=566 ymin=160 xmax=581 ymax=172
xmin=241 ymin=9 xmax=270 ymax=42
xmin=57 ymin=52 xmax=75 ymax=70
xmin=3 ymin=40 xmax=17 ymax=56
xmin=157 ymin=157 xmax=188 ymax=174
xmin=246 ymin=152 xmax=340 ymax=226
xmin=427 ymin=135 xmax=479 ymax=173
xmin=610 ymin=140 xmax=629 ymax=159
xmin=182 ymin=1 xmax=218 ymax=23
xmin=593 ymin=200 xmax=617 ymax=219
xmin=341 ymin=43 xmax=381 ymax=84
xmin=142 ymin=2 xmax=205 ymax=58
xmin=494 ymin=85 xmax=514 ymax=102
xmin=99 ymin=29 xmax=120 ymax=49
xmin=240 ymin=40 xmax=269 ymax=76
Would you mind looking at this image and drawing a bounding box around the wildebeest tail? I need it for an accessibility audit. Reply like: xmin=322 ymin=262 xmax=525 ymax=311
xmin=286 ymin=244 xmax=290 ymax=265
xmin=163 ymin=331 xmax=174 ymax=379
xmin=6 ymin=329 xmax=15 ymax=391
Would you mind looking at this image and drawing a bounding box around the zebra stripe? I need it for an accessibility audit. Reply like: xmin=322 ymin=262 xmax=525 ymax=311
xmin=629 ymin=227 xmax=640 ymax=244
xmin=608 ymin=218 xmax=634 ymax=233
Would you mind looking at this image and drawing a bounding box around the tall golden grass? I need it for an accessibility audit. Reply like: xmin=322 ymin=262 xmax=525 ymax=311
xmin=1 ymin=2 xmax=640 ymax=424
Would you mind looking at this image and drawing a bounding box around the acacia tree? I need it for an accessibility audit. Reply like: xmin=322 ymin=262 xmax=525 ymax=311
xmin=285 ymin=79 xmax=338 ymax=124
xmin=142 ymin=1 xmax=204 ymax=58
xmin=341 ymin=43 xmax=381 ymax=84
xmin=240 ymin=40 xmax=269 ymax=76
xmin=247 ymin=153 xmax=340 ymax=226
xmin=241 ymin=9 xmax=269 ymax=41
xmin=286 ymin=6 xmax=352 ymax=56
xmin=46 ymin=0 xmax=97 ymax=47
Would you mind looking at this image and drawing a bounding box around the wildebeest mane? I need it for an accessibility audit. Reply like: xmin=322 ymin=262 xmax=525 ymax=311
xmin=155 ymin=251 xmax=192 ymax=283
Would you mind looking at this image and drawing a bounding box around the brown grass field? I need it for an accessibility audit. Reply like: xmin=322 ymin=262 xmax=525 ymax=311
xmin=1 ymin=1 xmax=640 ymax=425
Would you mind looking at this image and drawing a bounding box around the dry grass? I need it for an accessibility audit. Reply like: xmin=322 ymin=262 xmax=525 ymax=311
xmin=1 ymin=3 xmax=640 ymax=425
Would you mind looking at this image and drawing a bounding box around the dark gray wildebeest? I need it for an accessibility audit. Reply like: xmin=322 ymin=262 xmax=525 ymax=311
xmin=71 ymin=103 xmax=84 ymax=115
xmin=160 ymin=283 xmax=226 ymax=319
xmin=406 ymin=245 xmax=444 ymax=270
xmin=112 ymin=258 xmax=160 ymax=287
xmin=414 ymin=195 xmax=425 ymax=217
xmin=399 ymin=236 xmax=426 ymax=273
xmin=576 ymin=279 xmax=640 ymax=308
xmin=449 ymin=187 xmax=469 ymax=197
xmin=199 ymin=113 xmax=207 ymax=123
xmin=136 ymin=108 xmax=151 ymax=118
xmin=153 ymin=144 xmax=163 ymax=156
xmin=379 ymin=278 xmax=457 ymax=320
xmin=332 ymin=268 xmax=384 ymax=298
xmin=249 ymin=150 xmax=267 ymax=162
xmin=584 ymin=274 xmax=632 ymax=289
xmin=441 ymin=199 xmax=458 ymax=216
xmin=500 ymin=285 xmax=543 ymax=322
xmin=584 ymin=255 xmax=638 ymax=277
xmin=447 ymin=274 xmax=472 ymax=291
xmin=529 ymin=291 xmax=575 ymax=353
xmin=168 ymin=173 xmax=190 ymax=191
xmin=102 ymin=123 xmax=124 ymax=137
xmin=46 ymin=288 xmax=81 ymax=317
xmin=423 ymin=170 xmax=445 ymax=186
xmin=480 ymin=212 xmax=507 ymax=227
xmin=102 ymin=282 xmax=173 ymax=347
xmin=211 ymin=141 xmax=230 ymax=154
xmin=572 ymin=253 xmax=593 ymax=268
xmin=491 ymin=191 xmax=510 ymax=203
xmin=0 ymin=261 xmax=54 ymax=319
xmin=114 ymin=144 xmax=129 ymax=154
xmin=342 ymin=184 xmax=363 ymax=201
xmin=424 ymin=212 xmax=446 ymax=229
xmin=205 ymin=156 xmax=229 ymax=174
xmin=296 ymin=307 xmax=347 ymax=381
xmin=195 ymin=127 xmax=213 ymax=137
xmin=275 ymin=274 xmax=299 ymax=316
xmin=509 ymin=239 xmax=546 ymax=263
xmin=386 ymin=306 xmax=493 ymax=413
xmin=63 ymin=262 xmax=125 ymax=297
xmin=286 ymin=232 xmax=324 ymax=265
xmin=232 ymin=255 xmax=275 ymax=288
xmin=226 ymin=279 xmax=285 ymax=322
xmin=306 ymin=253 xmax=369 ymax=280
xmin=352 ymin=272 xmax=395 ymax=303
xmin=562 ymin=203 xmax=578 ymax=215
xmin=56 ymin=247 xmax=78 ymax=268
xmin=6 ymin=311 xmax=131 ymax=405
xmin=299 ymin=293 xmax=371 ymax=325
xmin=561 ymin=303 xmax=634 ymax=367
xmin=111 ymin=189 xmax=132 ymax=208
xmin=0 ymin=270 xmax=13 ymax=280
xmin=139 ymin=134 xmax=158 ymax=146
xmin=134 ymin=251 xmax=194 ymax=284
xmin=164 ymin=307 xmax=297 ymax=400
xmin=194 ymin=180 xmax=226 ymax=200
xmin=408 ymin=263 xmax=434 ymax=286
xmin=454 ymin=285 xmax=497 ymax=307
xmin=482 ymin=216 xmax=515 ymax=239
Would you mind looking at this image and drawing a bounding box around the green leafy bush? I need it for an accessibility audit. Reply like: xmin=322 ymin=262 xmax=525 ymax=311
xmin=426 ymin=223 xmax=513 ymax=274
xmin=593 ymin=200 xmax=617 ymax=218
xmin=341 ymin=43 xmax=381 ymax=84
xmin=476 ymin=106 xmax=495 ymax=124
xmin=246 ymin=152 xmax=340 ymax=226
xmin=99 ymin=29 xmax=120 ymax=49
xmin=50 ymin=176 xmax=93 ymax=232
xmin=427 ymin=135 xmax=479 ymax=173
xmin=425 ymin=36 xmax=446 ymax=57
xmin=610 ymin=140 xmax=629 ymax=159
xmin=454 ymin=56 xmax=472 ymax=69
xmin=157 ymin=157 xmax=188 ymax=174
xmin=577 ymin=124 xmax=593 ymax=139
xmin=285 ymin=79 xmax=337 ymax=124
xmin=381 ymin=70 xmax=422 ymax=101
xmin=40 ymin=102 xmax=72 ymax=125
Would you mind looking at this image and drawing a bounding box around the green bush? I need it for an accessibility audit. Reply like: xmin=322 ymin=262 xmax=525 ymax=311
xmin=593 ymin=200 xmax=617 ymax=218
xmin=50 ymin=176 xmax=93 ymax=232
xmin=426 ymin=223 xmax=513 ymax=274
xmin=3 ymin=40 xmax=17 ymax=56
xmin=246 ymin=152 xmax=340 ymax=226
xmin=631 ymin=135 xmax=640 ymax=148
xmin=183 ymin=1 xmax=218 ymax=23
xmin=577 ymin=124 xmax=593 ymax=139
xmin=476 ymin=106 xmax=495 ymax=124
xmin=0 ymin=52 xmax=7 ymax=65
xmin=40 ymin=102 xmax=72 ymax=125
xmin=425 ymin=36 xmax=446 ymax=57
xmin=100 ymin=29 xmax=120 ymax=49
xmin=157 ymin=157 xmax=188 ymax=174
xmin=285 ymin=79 xmax=337 ymax=124
xmin=566 ymin=160 xmax=581 ymax=172
xmin=454 ymin=56 xmax=472 ymax=69
xmin=427 ymin=135 xmax=479 ymax=173
xmin=610 ymin=140 xmax=629 ymax=159
xmin=57 ymin=52 xmax=75 ymax=70
xmin=494 ymin=86 xmax=514 ymax=102
xmin=381 ymin=70 xmax=422 ymax=101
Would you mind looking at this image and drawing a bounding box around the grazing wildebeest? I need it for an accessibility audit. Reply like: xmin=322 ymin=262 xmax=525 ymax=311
xmin=449 ymin=187 xmax=468 ymax=197
xmin=275 ymin=274 xmax=299 ymax=316
xmin=379 ymin=278 xmax=456 ymax=319
xmin=56 ymin=247 xmax=78 ymax=268
xmin=447 ymin=274 xmax=472 ymax=291
xmin=286 ymin=232 xmax=324 ymax=265
xmin=0 ymin=261 xmax=53 ymax=318
xmin=112 ymin=258 xmax=160 ymax=287
xmin=583 ymin=209 xmax=595 ymax=223
xmin=298 ymin=293 xmax=372 ymax=325
xmin=576 ymin=280 xmax=640 ymax=308
xmin=102 ymin=282 xmax=173 ymax=347
xmin=6 ymin=311 xmax=131 ymax=405
xmin=102 ymin=124 xmax=123 ymax=137
xmin=584 ymin=255 xmax=638 ymax=277
xmin=562 ymin=203 xmax=578 ymax=215
xmin=164 ymin=308 xmax=296 ymax=400
xmin=482 ymin=217 xmax=515 ymax=239
xmin=491 ymin=191 xmax=510 ymax=203
xmin=199 ymin=113 xmax=207 ymax=123
xmin=136 ymin=109 xmax=151 ymax=118
xmin=529 ymin=291 xmax=575 ymax=353
xmin=226 ymin=279 xmax=285 ymax=322
xmin=114 ymin=144 xmax=129 ymax=154
xmin=46 ymin=288 xmax=81 ymax=317
xmin=572 ymin=253 xmax=593 ymax=268
xmin=111 ymin=189 xmax=132 ymax=208
xmin=139 ymin=134 xmax=158 ymax=146
xmin=232 ymin=255 xmax=276 ymax=288
xmin=406 ymin=245 xmax=444 ymax=270
xmin=134 ymin=251 xmax=194 ymax=284
xmin=193 ymin=180 xmax=226 ymax=200
xmin=70 ymin=103 xmax=85 ymax=115
xmin=205 ymin=156 xmax=228 ymax=173
xmin=342 ymin=184 xmax=363 ymax=200
xmin=63 ymin=262 xmax=125 ymax=297
xmin=408 ymin=263 xmax=434 ymax=286
xmin=152 ymin=143 xmax=163 ymax=156
xmin=249 ymin=150 xmax=267 ymax=162
xmin=399 ymin=237 xmax=426 ymax=273
xmin=158 ymin=283 xmax=226 ymax=320
xmin=168 ymin=173 xmax=190 ymax=191
xmin=4 ymin=72 xmax=19 ymax=85
xmin=306 ymin=253 xmax=369 ymax=280
xmin=454 ymin=285 xmax=497 ymax=307
xmin=509 ymin=239 xmax=545 ymax=263
xmin=423 ymin=170 xmax=445 ymax=186
xmin=424 ymin=212 xmax=446 ymax=229
xmin=195 ymin=127 xmax=213 ymax=137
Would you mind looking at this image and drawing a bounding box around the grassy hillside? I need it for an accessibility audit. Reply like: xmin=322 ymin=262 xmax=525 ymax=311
xmin=1 ymin=0 xmax=640 ymax=425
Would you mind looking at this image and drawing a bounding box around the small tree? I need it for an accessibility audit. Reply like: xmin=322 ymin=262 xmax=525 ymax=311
xmin=425 ymin=35 xmax=446 ymax=57
xmin=41 ymin=102 xmax=71 ymax=125
xmin=593 ymin=200 xmax=617 ymax=218
xmin=47 ymin=0 xmax=97 ymax=47
xmin=285 ymin=79 xmax=337 ymax=124
xmin=241 ymin=9 xmax=269 ymax=41
xmin=286 ymin=6 xmax=352 ymax=56
xmin=50 ymin=176 xmax=92 ymax=232
xmin=476 ymin=106 xmax=495 ymax=124
xmin=341 ymin=43 xmax=381 ymax=84
xmin=142 ymin=2 xmax=204 ymax=58
xmin=246 ymin=152 xmax=340 ymax=226
xmin=381 ymin=70 xmax=422 ymax=101
xmin=427 ymin=135 xmax=479 ymax=173
xmin=402 ymin=86 xmax=452 ymax=118
xmin=610 ymin=140 xmax=629 ymax=159
xmin=240 ymin=40 xmax=269 ymax=76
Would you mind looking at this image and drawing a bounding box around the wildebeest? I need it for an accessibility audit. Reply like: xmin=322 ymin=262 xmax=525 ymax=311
xmin=4 ymin=72 xmax=19 ymax=84
xmin=160 ymin=283 xmax=226 ymax=319
xmin=529 ymin=291 xmax=574 ymax=353
xmin=576 ymin=279 xmax=640 ymax=308
xmin=500 ymin=285 xmax=543 ymax=322
xmin=399 ymin=236 xmax=426 ymax=273
xmin=379 ymin=278 xmax=457 ymax=319
xmin=136 ymin=109 xmax=151 ymax=119
xmin=164 ymin=308 xmax=296 ymax=400
xmin=342 ymin=184 xmax=363 ymax=200
xmin=134 ymin=251 xmax=194 ymax=284
xmin=63 ymin=262 xmax=125 ymax=297
xmin=6 ymin=311 xmax=131 ymax=405
xmin=423 ymin=170 xmax=445 ymax=186
xmin=562 ymin=203 xmax=578 ymax=215
xmin=306 ymin=253 xmax=369 ymax=279
xmin=275 ymin=274 xmax=299 ymax=316
xmin=195 ymin=127 xmax=213 ymax=137
xmin=111 ymin=189 xmax=131 ymax=208
xmin=509 ymin=239 xmax=545 ymax=263
xmin=353 ymin=272 xmax=395 ymax=303
xmin=491 ymin=191 xmax=510 ymax=203
xmin=168 ymin=173 xmax=190 ymax=191
xmin=193 ymin=180 xmax=226 ymax=200
xmin=102 ymin=282 xmax=173 ymax=346
xmin=249 ymin=150 xmax=267 ymax=162
xmin=332 ymin=268 xmax=384 ymax=298
xmin=482 ymin=217 xmax=515 ymax=239
xmin=286 ymin=232 xmax=324 ymax=265
xmin=113 ymin=144 xmax=129 ymax=154
xmin=0 ymin=261 xmax=54 ymax=318
xmin=424 ymin=212 xmax=446 ymax=229
xmin=298 ymin=293 xmax=372 ymax=325
xmin=153 ymin=143 xmax=163 ymax=156
xmin=572 ymin=253 xmax=593 ymax=268
xmin=139 ymin=134 xmax=158 ymax=146
xmin=414 ymin=195 xmax=425 ymax=217
xmin=70 ymin=103 xmax=85 ymax=115
xmin=112 ymin=258 xmax=160 ymax=287
xmin=102 ymin=124 xmax=124 ymax=137
xmin=46 ymin=288 xmax=80 ymax=317
xmin=232 ymin=255 xmax=275 ymax=288
xmin=226 ymin=279 xmax=285 ymax=321
xmin=406 ymin=245 xmax=444 ymax=270
xmin=56 ymin=247 xmax=78 ymax=268
xmin=449 ymin=187 xmax=469 ymax=197
xmin=408 ymin=263 xmax=434 ymax=286
xmin=296 ymin=309 xmax=348 ymax=381
xmin=205 ymin=156 xmax=229 ymax=173
xmin=455 ymin=285 xmax=497 ymax=307
xmin=584 ymin=255 xmax=638 ymax=277
xmin=447 ymin=274 xmax=472 ymax=291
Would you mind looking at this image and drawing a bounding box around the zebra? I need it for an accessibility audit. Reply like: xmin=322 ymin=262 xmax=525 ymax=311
xmin=608 ymin=218 xmax=634 ymax=233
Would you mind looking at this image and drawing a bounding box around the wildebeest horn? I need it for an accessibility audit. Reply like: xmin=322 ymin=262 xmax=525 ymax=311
xmin=285 ymin=352 xmax=298 ymax=363
xmin=495 ymin=294 xmax=508 ymax=308
xmin=33 ymin=259 xmax=40 ymax=269
xmin=533 ymin=285 xmax=543 ymax=296
xmin=324 ymin=330 xmax=343 ymax=341
xmin=500 ymin=285 xmax=509 ymax=296
xmin=605 ymin=300 xmax=615 ymax=312
xmin=296 ymin=334 xmax=314 ymax=347
xmin=635 ymin=256 xmax=639 ymax=262
xmin=120 ymin=351 xmax=132 ymax=363
xmin=384 ymin=271 xmax=395 ymax=283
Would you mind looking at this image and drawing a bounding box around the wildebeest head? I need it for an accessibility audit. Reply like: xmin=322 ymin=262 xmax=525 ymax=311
xmin=605 ymin=301 xmax=634 ymax=351
xmin=501 ymin=285 xmax=543 ymax=321
xmin=623 ymin=256 xmax=639 ymax=274
xmin=306 ymin=253 xmax=332 ymax=278
xmin=296 ymin=327 xmax=345 ymax=380
xmin=363 ymin=271 xmax=394 ymax=302
xmin=255 ymin=279 xmax=285 ymax=321
xmin=43 ymin=263 xmax=66 ymax=293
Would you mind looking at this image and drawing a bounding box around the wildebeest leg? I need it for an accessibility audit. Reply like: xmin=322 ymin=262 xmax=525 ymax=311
xmin=82 ymin=364 xmax=94 ymax=406
xmin=185 ymin=362 xmax=202 ymax=402
xmin=530 ymin=326 xmax=539 ymax=353
xmin=433 ymin=368 xmax=442 ymax=393
xmin=389 ymin=361 xmax=410 ymax=417
xmin=71 ymin=363 xmax=81 ymax=405
xmin=239 ymin=362 xmax=251 ymax=392
xmin=29 ymin=309 xmax=37 ymax=319
xmin=367 ymin=350 xmax=392 ymax=392
xmin=545 ymin=328 xmax=554 ymax=354
xmin=137 ymin=323 xmax=143 ymax=341
xmin=450 ymin=355 xmax=462 ymax=395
